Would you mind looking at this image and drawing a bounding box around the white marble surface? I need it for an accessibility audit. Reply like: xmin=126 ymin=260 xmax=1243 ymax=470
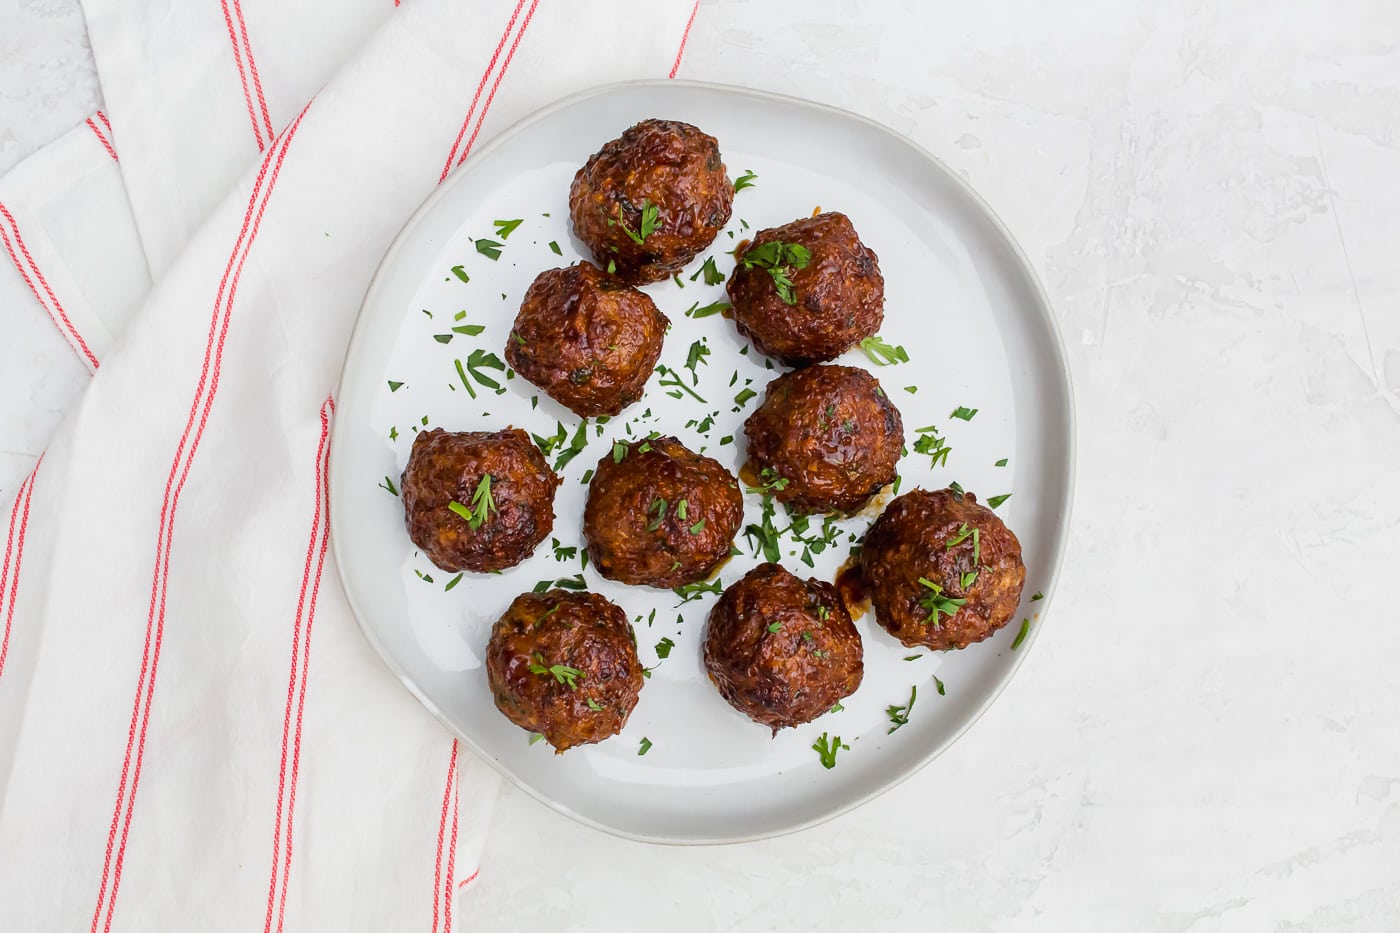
xmin=3 ymin=1 xmax=1399 ymax=929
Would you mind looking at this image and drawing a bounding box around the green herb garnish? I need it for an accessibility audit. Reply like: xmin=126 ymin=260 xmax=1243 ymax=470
xmin=917 ymin=577 xmax=966 ymax=627
xmin=1012 ymin=618 xmax=1030 ymax=650
xmin=528 ymin=654 xmax=584 ymax=689
xmin=612 ymin=199 xmax=661 ymax=244
xmin=988 ymin=493 xmax=1012 ymax=509
xmin=450 ymin=266 xmax=470 ymax=283
xmin=859 ymin=335 xmax=909 ymax=366
xmin=686 ymin=300 xmax=730 ymax=319
xmin=492 ymin=218 xmax=524 ymax=240
xmin=812 ymin=732 xmax=849 ymax=769
xmin=741 ymin=241 xmax=811 ymax=305
xmin=950 ymin=406 xmax=978 ymax=421
xmin=379 ymin=476 xmax=398 ymax=496
xmin=886 ymin=685 xmax=917 ymax=733
xmin=474 ymin=238 xmax=503 ymax=260
xmin=638 ymin=736 xmax=653 ymax=756
xmin=655 ymin=637 xmax=675 ymax=659
xmin=733 ymin=170 xmax=758 ymax=192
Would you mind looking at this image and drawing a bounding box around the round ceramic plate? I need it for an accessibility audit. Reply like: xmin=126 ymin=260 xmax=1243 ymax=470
xmin=330 ymin=80 xmax=1074 ymax=844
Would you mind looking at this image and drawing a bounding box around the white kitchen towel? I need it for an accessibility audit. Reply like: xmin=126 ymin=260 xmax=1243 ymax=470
xmin=0 ymin=0 xmax=700 ymax=929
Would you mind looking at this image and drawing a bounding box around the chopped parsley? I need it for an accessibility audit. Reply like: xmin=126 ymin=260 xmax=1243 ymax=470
xmin=1031 ymin=591 xmax=1044 ymax=601
xmin=434 ymin=334 xmax=454 ymax=344
xmin=551 ymin=538 xmax=577 ymax=562
xmin=960 ymin=570 xmax=979 ymax=589
xmin=690 ymin=256 xmax=725 ymax=285
xmin=387 ymin=380 xmax=404 ymax=392
xmin=492 ymin=218 xmax=524 ymax=240
xmin=646 ymin=497 xmax=669 ymax=532
xmin=766 ymin=621 xmax=783 ymax=634
xmin=673 ymin=578 xmax=723 ymax=605
xmin=379 ymin=476 xmax=398 ymax=496
xmin=987 ymin=493 xmax=1012 ymax=509
xmin=733 ymin=170 xmax=758 ymax=192
xmin=449 ymin=266 xmax=470 ymax=284
xmin=812 ymin=732 xmax=849 ymax=769
xmin=551 ymin=420 xmax=590 ymax=471
xmin=612 ymin=441 xmax=628 ymax=463
xmin=655 ymin=637 xmax=675 ymax=659
xmin=946 ymin=523 xmax=972 ymax=548
xmin=859 ymin=335 xmax=909 ymax=366
xmin=904 ymin=385 xmax=918 ymax=394
xmin=950 ymin=406 xmax=978 ymax=421
xmin=528 ymin=655 xmax=583 ymax=690
xmin=733 ymin=388 xmax=757 ymax=410
xmin=638 ymin=736 xmax=653 ymax=756
xmin=474 ymin=238 xmax=503 ymax=260
xmin=932 ymin=674 xmax=946 ymax=695
xmin=917 ymin=577 xmax=966 ymax=626
xmin=688 ymin=519 xmax=706 ymax=535
xmin=903 ymin=654 xmax=923 ymax=662
xmin=451 ymin=474 xmax=498 ymax=530
xmin=741 ymin=241 xmax=810 ymax=305
xmin=586 ymin=698 xmax=603 ymax=711
xmin=829 ymin=701 xmax=844 ymax=713
xmin=444 ymin=573 xmax=463 ymax=592
xmin=657 ymin=364 xmax=706 ymax=403
xmin=684 ymin=339 xmax=711 ymax=383
xmin=1012 ymin=618 xmax=1030 ymax=649
xmin=685 ymin=300 xmax=730 ymax=319
xmin=612 ymin=199 xmax=662 ymax=244
xmin=912 ymin=424 xmax=952 ymax=468
xmin=528 ymin=732 xmax=544 ymax=746
xmin=886 ymin=685 xmax=917 ymax=733
xmin=995 ymin=458 xmax=1009 ymax=467
xmin=548 ymin=240 xmax=562 ymax=255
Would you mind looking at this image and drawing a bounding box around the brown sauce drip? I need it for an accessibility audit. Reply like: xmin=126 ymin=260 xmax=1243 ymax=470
xmin=835 ymin=558 xmax=870 ymax=620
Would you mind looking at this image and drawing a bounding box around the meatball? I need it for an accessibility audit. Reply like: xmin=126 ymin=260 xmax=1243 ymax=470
xmin=860 ymin=487 xmax=1025 ymax=650
xmin=400 ymin=428 xmax=559 ymax=573
xmin=583 ymin=436 xmax=742 ymax=588
xmin=569 ymin=119 xmax=733 ymax=285
xmin=506 ymin=262 xmax=668 ymax=417
xmin=726 ymin=212 xmax=884 ymax=366
xmin=703 ymin=563 xmax=863 ymax=733
xmin=744 ymin=364 xmax=903 ymax=514
xmin=485 ymin=589 xmax=644 ymax=752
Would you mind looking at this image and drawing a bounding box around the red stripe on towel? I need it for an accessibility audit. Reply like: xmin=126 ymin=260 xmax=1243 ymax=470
xmin=86 ymin=117 xmax=119 ymax=161
xmin=0 ymin=202 xmax=100 ymax=369
xmin=0 ymin=457 xmax=42 ymax=682
xmin=437 ymin=0 xmax=527 ymax=184
xmin=669 ymin=1 xmax=700 ymax=78
xmin=264 ymin=396 xmax=335 ymax=933
xmin=90 ymin=103 xmax=311 ymax=933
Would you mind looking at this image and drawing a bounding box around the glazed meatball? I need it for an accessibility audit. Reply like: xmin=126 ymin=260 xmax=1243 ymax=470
xmin=400 ymin=428 xmax=560 ymax=573
xmin=726 ymin=212 xmax=884 ymax=366
xmin=569 ymin=119 xmax=733 ymax=285
xmin=583 ymin=436 xmax=743 ymax=588
xmin=506 ymin=262 xmax=668 ymax=417
xmin=485 ymin=589 xmax=644 ymax=752
xmin=744 ymin=364 xmax=903 ymax=514
xmin=703 ymin=563 xmax=863 ymax=733
xmin=860 ymin=487 xmax=1026 ymax=650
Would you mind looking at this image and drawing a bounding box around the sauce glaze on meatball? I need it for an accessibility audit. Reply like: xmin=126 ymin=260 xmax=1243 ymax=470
xmin=860 ymin=487 xmax=1025 ymax=650
xmin=569 ymin=119 xmax=733 ymax=285
xmin=583 ymin=436 xmax=742 ymax=588
xmin=485 ymin=589 xmax=644 ymax=752
xmin=726 ymin=212 xmax=884 ymax=366
xmin=744 ymin=364 xmax=903 ymax=514
xmin=703 ymin=563 xmax=863 ymax=733
xmin=506 ymin=262 xmax=668 ymax=417
xmin=400 ymin=428 xmax=559 ymax=573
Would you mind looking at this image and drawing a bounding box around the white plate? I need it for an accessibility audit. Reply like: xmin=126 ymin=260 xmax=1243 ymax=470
xmin=330 ymin=80 xmax=1075 ymax=844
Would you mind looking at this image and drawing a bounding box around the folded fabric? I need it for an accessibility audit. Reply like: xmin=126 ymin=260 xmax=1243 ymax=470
xmin=0 ymin=0 xmax=700 ymax=929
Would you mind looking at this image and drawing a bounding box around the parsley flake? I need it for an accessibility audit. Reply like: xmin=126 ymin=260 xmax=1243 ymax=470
xmin=886 ymin=685 xmax=917 ymax=733
xmin=1012 ymin=618 xmax=1030 ymax=650
xmin=474 ymin=238 xmax=503 ymax=260
xmin=859 ymin=335 xmax=909 ymax=366
xmin=733 ymin=170 xmax=758 ymax=192
xmin=812 ymin=732 xmax=849 ymax=769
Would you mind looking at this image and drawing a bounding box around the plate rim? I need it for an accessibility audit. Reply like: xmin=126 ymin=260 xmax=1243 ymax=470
xmin=329 ymin=77 xmax=1078 ymax=845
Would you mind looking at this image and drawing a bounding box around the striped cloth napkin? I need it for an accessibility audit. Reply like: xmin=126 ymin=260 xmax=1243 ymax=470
xmin=0 ymin=0 xmax=700 ymax=929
